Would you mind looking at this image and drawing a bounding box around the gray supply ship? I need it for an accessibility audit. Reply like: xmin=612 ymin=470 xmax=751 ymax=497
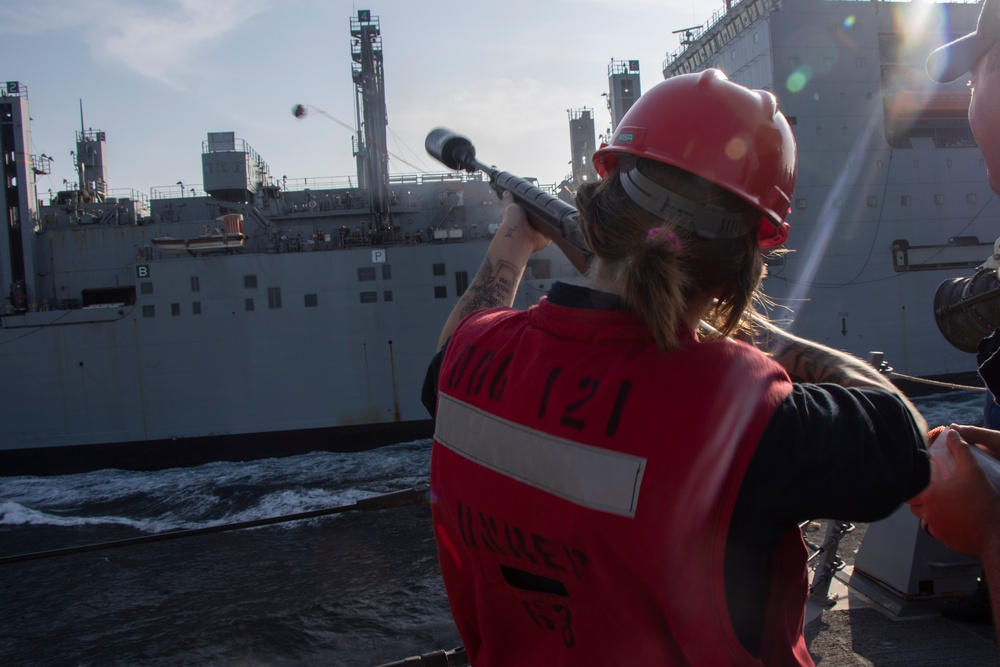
xmin=2 ymin=0 xmax=998 ymax=475
xmin=663 ymin=0 xmax=1000 ymax=375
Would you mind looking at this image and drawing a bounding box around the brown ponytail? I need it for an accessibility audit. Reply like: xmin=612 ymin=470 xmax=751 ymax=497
xmin=575 ymin=158 xmax=771 ymax=351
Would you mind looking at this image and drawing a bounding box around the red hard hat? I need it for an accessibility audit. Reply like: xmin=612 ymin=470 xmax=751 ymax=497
xmin=592 ymin=69 xmax=796 ymax=248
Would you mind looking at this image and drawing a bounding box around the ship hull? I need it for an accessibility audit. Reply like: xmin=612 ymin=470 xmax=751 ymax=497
xmin=0 ymin=234 xmax=570 ymax=473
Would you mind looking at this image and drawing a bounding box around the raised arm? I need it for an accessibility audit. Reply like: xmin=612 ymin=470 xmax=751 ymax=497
xmin=435 ymin=192 xmax=551 ymax=350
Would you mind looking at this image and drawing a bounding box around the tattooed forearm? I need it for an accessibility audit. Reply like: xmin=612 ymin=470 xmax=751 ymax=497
xmin=456 ymin=256 xmax=519 ymax=319
xmin=767 ymin=337 xmax=898 ymax=392
xmin=776 ymin=342 xmax=853 ymax=384
xmin=435 ymin=197 xmax=544 ymax=351
xmin=753 ymin=317 xmax=893 ymax=388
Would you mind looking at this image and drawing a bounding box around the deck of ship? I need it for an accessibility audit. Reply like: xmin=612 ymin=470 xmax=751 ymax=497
xmin=805 ymin=520 xmax=1000 ymax=666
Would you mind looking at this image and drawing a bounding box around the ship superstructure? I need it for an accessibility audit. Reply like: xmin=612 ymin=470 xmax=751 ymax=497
xmin=662 ymin=0 xmax=998 ymax=378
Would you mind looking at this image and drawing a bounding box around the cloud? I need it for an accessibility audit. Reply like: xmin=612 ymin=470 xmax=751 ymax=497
xmin=0 ymin=0 xmax=277 ymax=89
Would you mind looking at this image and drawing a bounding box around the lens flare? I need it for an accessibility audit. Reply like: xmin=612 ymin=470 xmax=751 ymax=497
xmin=843 ymin=15 xmax=856 ymax=28
xmin=725 ymin=137 xmax=748 ymax=161
xmin=786 ymin=66 xmax=813 ymax=93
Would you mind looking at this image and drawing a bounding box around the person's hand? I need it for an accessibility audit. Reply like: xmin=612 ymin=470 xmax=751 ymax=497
xmin=952 ymin=424 xmax=1000 ymax=460
xmin=499 ymin=191 xmax=551 ymax=254
xmin=909 ymin=428 xmax=1000 ymax=557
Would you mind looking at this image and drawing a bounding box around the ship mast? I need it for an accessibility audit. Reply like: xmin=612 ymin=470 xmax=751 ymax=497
xmin=350 ymin=9 xmax=390 ymax=229
xmin=74 ymin=99 xmax=108 ymax=203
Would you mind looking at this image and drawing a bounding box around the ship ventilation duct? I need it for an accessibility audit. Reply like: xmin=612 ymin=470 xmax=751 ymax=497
xmin=934 ymin=269 xmax=1000 ymax=353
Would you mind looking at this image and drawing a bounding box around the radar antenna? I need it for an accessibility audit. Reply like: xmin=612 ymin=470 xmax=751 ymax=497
xmin=672 ymin=25 xmax=701 ymax=46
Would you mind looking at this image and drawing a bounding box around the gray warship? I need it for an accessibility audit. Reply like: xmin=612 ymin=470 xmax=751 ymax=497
xmin=2 ymin=0 xmax=999 ymax=476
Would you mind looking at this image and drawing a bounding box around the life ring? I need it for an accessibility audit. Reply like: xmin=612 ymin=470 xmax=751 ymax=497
xmin=308 ymin=200 xmax=317 ymax=210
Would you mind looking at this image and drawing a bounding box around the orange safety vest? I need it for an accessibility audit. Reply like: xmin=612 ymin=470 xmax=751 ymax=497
xmin=431 ymin=299 xmax=808 ymax=666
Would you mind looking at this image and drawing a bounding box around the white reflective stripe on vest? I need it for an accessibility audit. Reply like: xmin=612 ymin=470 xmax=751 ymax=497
xmin=435 ymin=393 xmax=646 ymax=517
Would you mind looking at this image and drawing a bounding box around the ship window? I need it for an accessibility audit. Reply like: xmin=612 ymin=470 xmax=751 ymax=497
xmin=947 ymin=160 xmax=953 ymax=168
xmin=867 ymin=196 xmax=878 ymax=208
xmin=171 ymin=303 xmax=180 ymax=316
xmin=433 ymin=263 xmax=446 ymax=276
xmin=796 ymin=199 xmax=807 ymax=210
xmin=456 ymin=271 xmax=469 ymax=296
xmin=816 ymin=126 xmax=823 ymax=136
xmin=786 ymin=116 xmax=797 ymax=125
xmin=435 ymin=285 xmax=448 ymax=299
xmin=246 ymin=298 xmax=254 ymax=311
xmin=268 ymin=287 xmax=282 ymax=309
xmin=205 ymin=164 xmax=213 ymax=174
xmin=877 ymin=160 xmax=883 ymax=169
xmin=528 ymin=259 xmax=551 ymax=279
xmin=935 ymin=194 xmax=945 ymax=206
xmin=901 ymin=195 xmax=912 ymax=206
xmin=193 ymin=301 xmax=202 ymax=315
xmin=968 ymin=193 xmax=978 ymax=204
xmin=191 ymin=276 xmax=200 ymax=292
xmin=219 ymin=162 xmax=228 ymax=172
xmin=384 ymin=290 xmax=393 ymax=302
xmin=304 ymin=293 xmax=318 ymax=307
xmin=140 ymin=282 xmax=153 ymax=295
xmin=143 ymin=305 xmax=155 ymax=318
xmin=244 ymin=275 xmax=257 ymax=289
xmin=382 ymin=264 xmax=392 ymax=280
xmin=358 ymin=267 xmax=377 ymax=281
xmin=813 ymin=93 xmax=820 ymax=102
xmin=360 ymin=291 xmax=378 ymax=303
xmin=754 ymin=32 xmax=759 ymax=43
xmin=789 ymin=57 xmax=799 ymax=68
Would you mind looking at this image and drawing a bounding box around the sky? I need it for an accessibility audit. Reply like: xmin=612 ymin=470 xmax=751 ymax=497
xmin=0 ymin=0 xmax=728 ymax=197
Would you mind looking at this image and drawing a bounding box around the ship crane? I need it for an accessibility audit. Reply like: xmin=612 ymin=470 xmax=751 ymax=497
xmin=350 ymin=9 xmax=392 ymax=231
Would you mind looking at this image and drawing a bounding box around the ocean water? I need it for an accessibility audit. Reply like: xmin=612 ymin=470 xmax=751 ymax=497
xmin=0 ymin=390 xmax=988 ymax=666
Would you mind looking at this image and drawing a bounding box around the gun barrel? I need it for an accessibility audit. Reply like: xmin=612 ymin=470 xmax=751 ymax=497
xmin=424 ymin=128 xmax=593 ymax=274
xmin=424 ymin=128 xmax=477 ymax=172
